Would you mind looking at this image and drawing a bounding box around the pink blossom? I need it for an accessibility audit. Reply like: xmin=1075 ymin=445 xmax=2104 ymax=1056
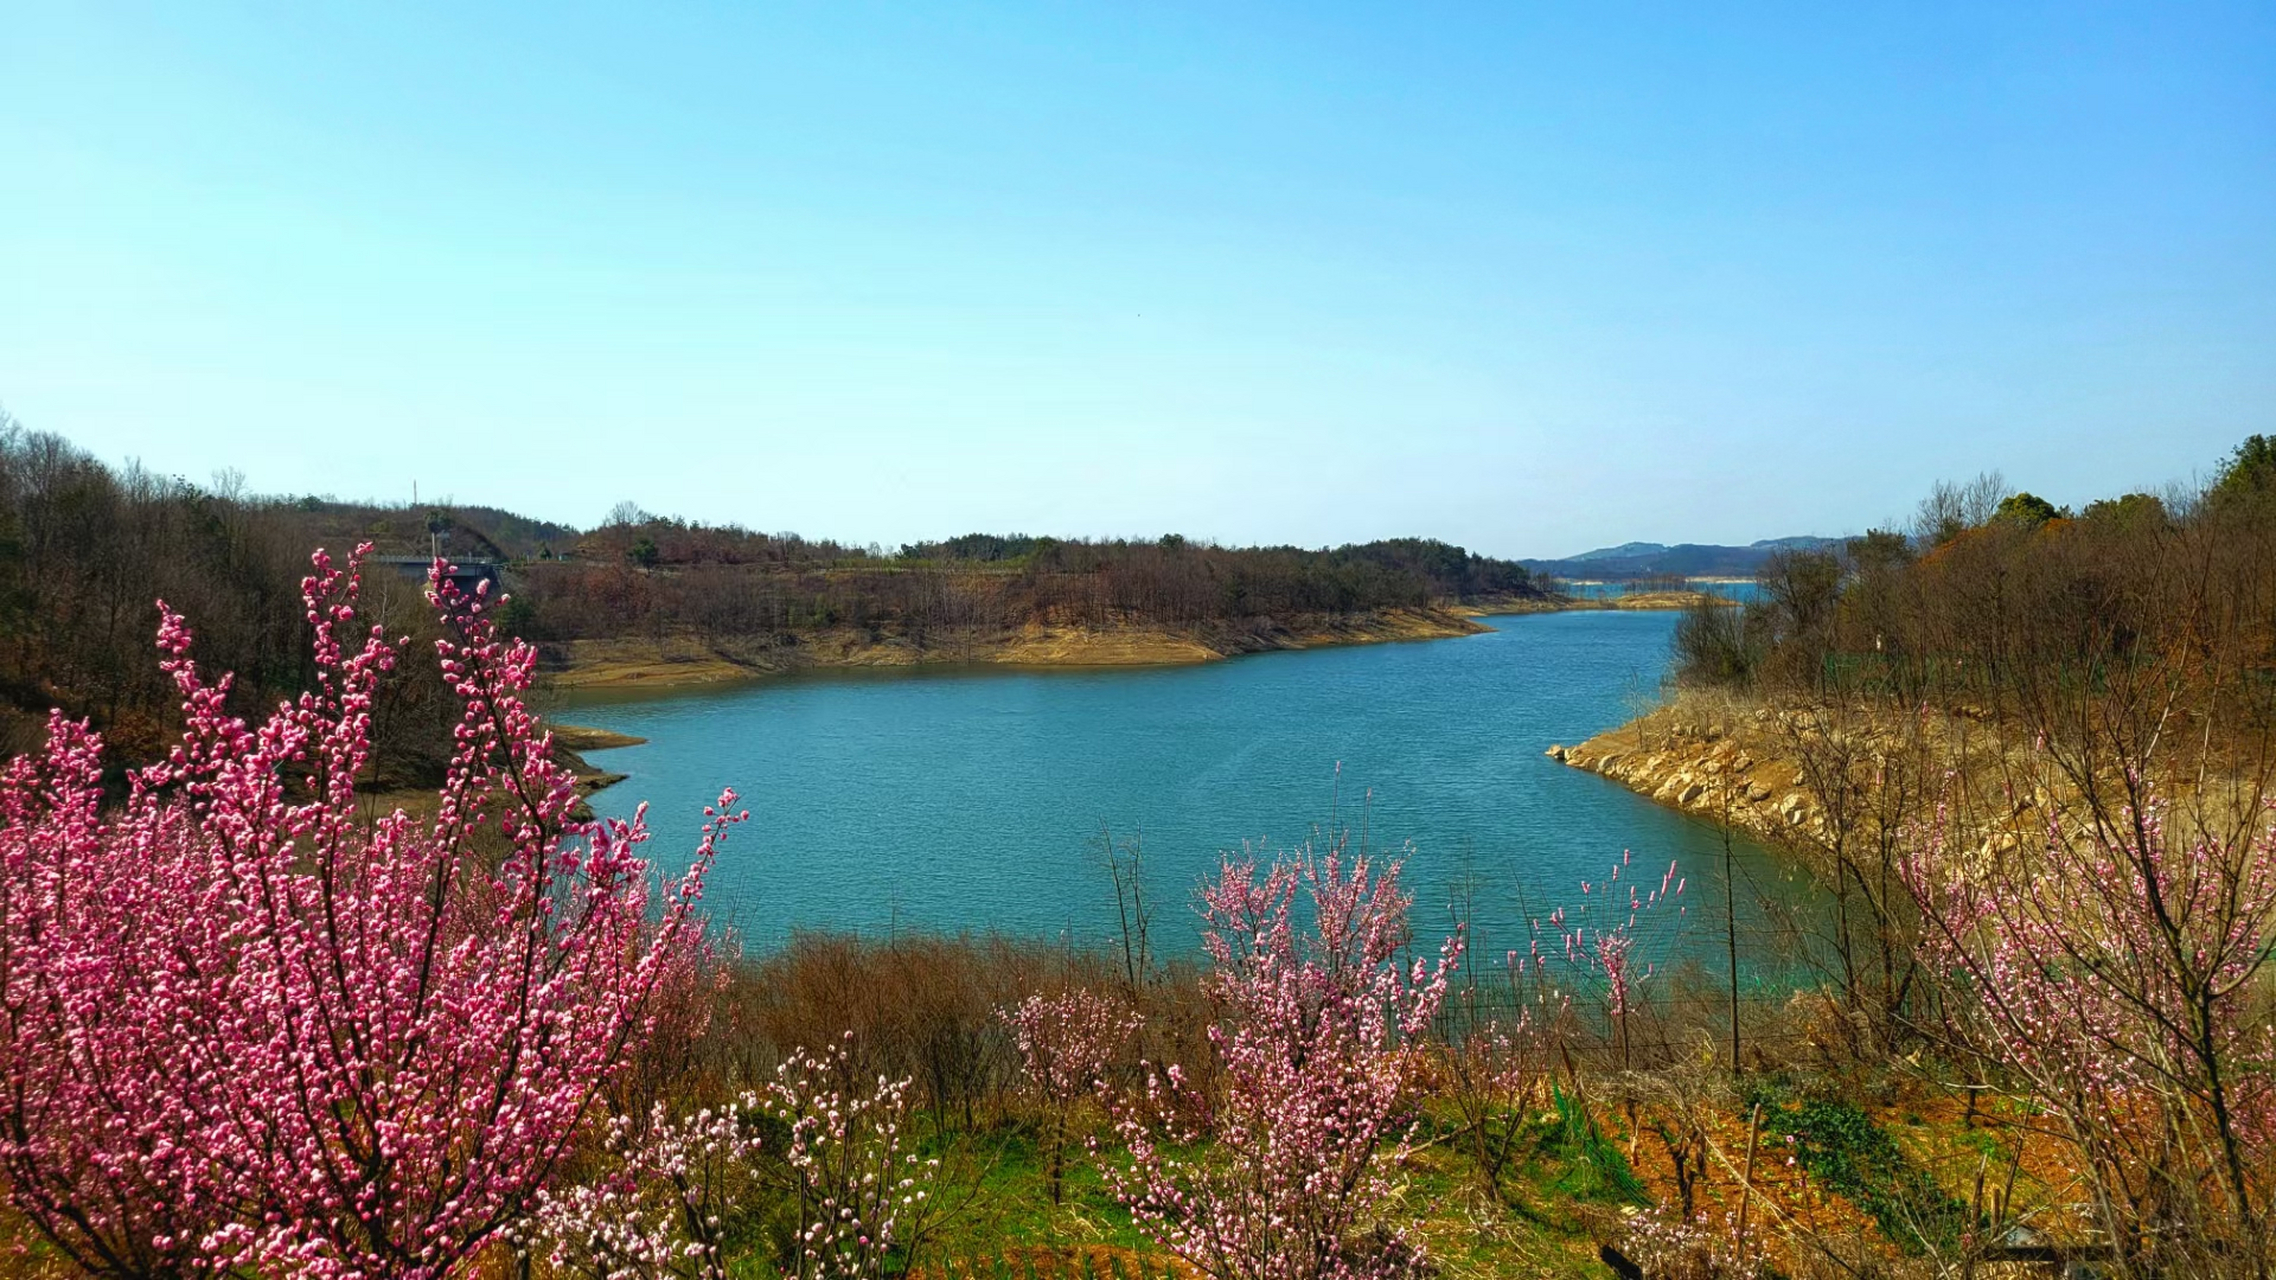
xmin=0 ymin=549 xmax=722 ymax=1278
xmin=1901 ymin=785 xmax=2276 ymax=1233
xmin=1106 ymin=837 xmax=1460 ymax=1280
xmin=1003 ymin=988 xmax=1141 ymax=1206
xmin=1535 ymin=857 xmax=1682 ymax=1067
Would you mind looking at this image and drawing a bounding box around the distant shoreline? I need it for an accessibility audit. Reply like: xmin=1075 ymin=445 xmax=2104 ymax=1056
xmin=531 ymin=587 xmax=1733 ymax=694
xmin=536 ymin=605 xmax=1496 ymax=692
xmin=1548 ymin=589 xmax=1737 ymax=612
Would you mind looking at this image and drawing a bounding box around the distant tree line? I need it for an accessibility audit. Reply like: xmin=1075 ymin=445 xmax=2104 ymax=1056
xmin=1673 ymin=435 xmax=2276 ymax=732
xmin=513 ymin=525 xmax=1542 ymax=645
xmin=0 ymin=415 xmax=1543 ymax=768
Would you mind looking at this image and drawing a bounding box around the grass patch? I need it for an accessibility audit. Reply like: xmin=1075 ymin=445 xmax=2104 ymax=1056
xmin=1544 ymin=1085 xmax=1649 ymax=1206
xmin=1748 ymin=1082 xmax=1974 ymax=1254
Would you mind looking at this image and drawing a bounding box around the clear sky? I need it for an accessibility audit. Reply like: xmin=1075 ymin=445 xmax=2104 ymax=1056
xmin=4 ymin=3 xmax=2270 ymax=558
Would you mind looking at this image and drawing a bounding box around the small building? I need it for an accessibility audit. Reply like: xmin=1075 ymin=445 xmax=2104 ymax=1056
xmin=372 ymin=556 xmax=505 ymax=597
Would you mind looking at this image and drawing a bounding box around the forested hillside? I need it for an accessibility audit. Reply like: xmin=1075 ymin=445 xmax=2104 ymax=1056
xmin=519 ymin=523 xmax=1541 ymax=646
xmin=1671 ymin=441 xmax=2276 ymax=733
xmin=0 ymin=416 xmax=1547 ymax=767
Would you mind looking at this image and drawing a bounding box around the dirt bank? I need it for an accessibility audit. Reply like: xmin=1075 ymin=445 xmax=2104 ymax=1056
xmin=536 ymin=607 xmax=1489 ymax=691
xmin=549 ymin=724 xmax=648 ymax=751
xmin=1546 ymin=691 xmax=2097 ymax=861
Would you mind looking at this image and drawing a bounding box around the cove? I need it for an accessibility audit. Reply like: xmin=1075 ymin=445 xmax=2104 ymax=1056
xmin=550 ymin=611 xmax=1812 ymax=968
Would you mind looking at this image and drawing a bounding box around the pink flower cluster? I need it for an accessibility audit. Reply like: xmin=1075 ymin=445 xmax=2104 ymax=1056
xmin=763 ymin=1032 xmax=940 ymax=1279
xmin=530 ymin=1097 xmax=766 ymax=1280
xmin=1533 ymin=851 xmax=1683 ymax=1065
xmin=1902 ymin=788 xmax=2276 ymax=1224
xmin=1005 ymin=989 xmax=1141 ymax=1108
xmin=1622 ymin=1202 xmax=1767 ymax=1280
xmin=1003 ymin=988 xmax=1141 ymax=1205
xmin=0 ymin=549 xmax=724 ymax=1278
xmin=530 ymin=1031 xmax=939 ymax=1280
xmin=1107 ymin=840 xmax=1462 ymax=1280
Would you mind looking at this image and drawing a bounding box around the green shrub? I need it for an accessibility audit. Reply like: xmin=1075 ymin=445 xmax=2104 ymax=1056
xmin=1761 ymin=1091 xmax=1973 ymax=1254
xmin=1546 ymin=1084 xmax=1648 ymax=1205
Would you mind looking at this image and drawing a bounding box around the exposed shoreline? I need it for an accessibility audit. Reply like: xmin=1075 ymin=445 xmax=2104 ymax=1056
xmin=1545 ymin=691 xmax=2080 ymax=858
xmin=532 ymin=588 xmax=1733 ymax=694
xmin=1551 ymin=589 xmax=1737 ymax=612
xmin=536 ymin=605 xmax=1497 ymax=692
xmin=1546 ymin=700 xmax=1829 ymax=850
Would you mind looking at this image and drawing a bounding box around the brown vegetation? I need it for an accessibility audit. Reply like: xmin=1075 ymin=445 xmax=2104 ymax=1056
xmin=1564 ymin=441 xmax=2276 ymax=1273
xmin=0 ymin=415 xmax=1542 ymax=751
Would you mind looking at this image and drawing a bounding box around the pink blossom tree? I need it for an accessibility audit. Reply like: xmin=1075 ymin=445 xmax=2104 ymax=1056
xmin=1002 ymin=988 xmax=1141 ymax=1205
xmin=0 ymin=549 xmax=726 ymax=1278
xmin=0 ymin=711 xmax=228 ymax=1278
xmin=528 ymin=1096 xmax=767 ymax=1280
xmin=1438 ymin=948 xmax=1572 ymax=1196
xmin=762 ymin=1034 xmax=944 ymax=1280
xmin=530 ymin=1032 xmax=945 ymax=1280
xmin=1107 ymin=840 xmax=1461 ymax=1280
xmin=1537 ymin=851 xmax=1684 ymax=1067
xmin=1903 ymin=788 xmax=2276 ymax=1262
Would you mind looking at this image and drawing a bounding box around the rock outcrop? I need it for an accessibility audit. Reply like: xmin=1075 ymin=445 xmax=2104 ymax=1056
xmin=1555 ymin=705 xmax=1827 ymax=849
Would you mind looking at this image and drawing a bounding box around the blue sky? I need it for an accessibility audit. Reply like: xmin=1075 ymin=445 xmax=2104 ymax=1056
xmin=4 ymin=3 xmax=2270 ymax=557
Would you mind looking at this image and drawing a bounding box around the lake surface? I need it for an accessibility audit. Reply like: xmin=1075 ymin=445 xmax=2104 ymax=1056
xmin=553 ymin=611 xmax=1810 ymax=969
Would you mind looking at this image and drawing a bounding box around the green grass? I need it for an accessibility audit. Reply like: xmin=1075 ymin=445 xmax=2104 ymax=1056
xmin=916 ymin=1124 xmax=1166 ymax=1264
xmin=910 ymin=1102 xmax=1629 ymax=1277
xmin=1746 ymin=1081 xmax=1974 ymax=1255
xmin=1545 ymin=1085 xmax=1649 ymax=1206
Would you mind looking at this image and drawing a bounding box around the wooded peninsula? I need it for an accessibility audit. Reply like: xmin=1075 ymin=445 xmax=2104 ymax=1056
xmin=0 ymin=418 xmax=1548 ymax=775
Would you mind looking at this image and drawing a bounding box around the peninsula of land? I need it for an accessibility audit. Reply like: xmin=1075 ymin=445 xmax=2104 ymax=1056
xmin=0 ymin=423 xmax=1583 ymax=763
xmin=535 ymin=588 xmax=1733 ymax=690
xmin=536 ymin=605 xmax=1500 ymax=689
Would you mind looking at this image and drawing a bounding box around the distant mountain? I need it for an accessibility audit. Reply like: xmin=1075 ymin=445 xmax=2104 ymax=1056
xmin=1567 ymin=541 xmax=1672 ymax=562
xmin=1522 ymin=536 xmax=1842 ymax=582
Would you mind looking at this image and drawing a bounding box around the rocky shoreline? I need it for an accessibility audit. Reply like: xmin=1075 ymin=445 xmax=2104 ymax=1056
xmin=1546 ymin=702 xmax=1828 ymax=849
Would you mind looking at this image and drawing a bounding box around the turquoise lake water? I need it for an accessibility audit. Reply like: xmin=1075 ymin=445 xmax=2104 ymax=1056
xmin=552 ymin=611 xmax=1809 ymax=966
